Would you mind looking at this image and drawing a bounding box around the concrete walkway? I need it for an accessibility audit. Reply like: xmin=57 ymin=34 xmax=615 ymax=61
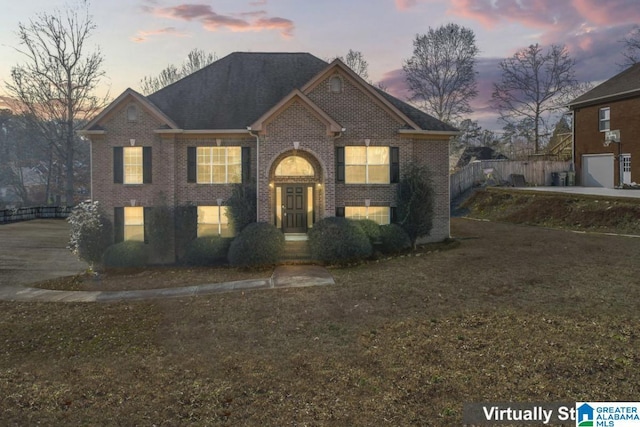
xmin=0 ymin=220 xmax=334 ymax=303
xmin=0 ymin=265 xmax=335 ymax=303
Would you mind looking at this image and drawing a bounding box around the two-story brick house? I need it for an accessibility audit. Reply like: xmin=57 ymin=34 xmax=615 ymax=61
xmin=80 ymin=52 xmax=457 ymax=262
xmin=569 ymin=63 xmax=640 ymax=187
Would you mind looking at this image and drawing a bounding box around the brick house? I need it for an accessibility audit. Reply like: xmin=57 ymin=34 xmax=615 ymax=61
xmin=80 ymin=52 xmax=457 ymax=262
xmin=569 ymin=63 xmax=640 ymax=187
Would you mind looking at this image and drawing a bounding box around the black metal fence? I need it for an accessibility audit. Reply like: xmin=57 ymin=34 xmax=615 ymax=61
xmin=0 ymin=206 xmax=73 ymax=224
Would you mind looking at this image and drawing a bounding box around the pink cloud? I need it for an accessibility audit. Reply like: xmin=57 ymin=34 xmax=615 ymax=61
xmin=395 ymin=0 xmax=418 ymax=10
xmin=131 ymin=27 xmax=190 ymax=43
xmin=449 ymin=0 xmax=578 ymax=29
xmin=572 ymin=0 xmax=640 ymax=26
xmin=147 ymin=3 xmax=294 ymax=38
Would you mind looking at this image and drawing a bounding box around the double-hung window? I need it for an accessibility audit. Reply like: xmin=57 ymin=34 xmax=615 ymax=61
xmin=124 ymin=206 xmax=145 ymax=241
xmin=599 ymin=107 xmax=610 ymax=132
xmin=124 ymin=147 xmax=143 ymax=184
xmin=345 ymin=206 xmax=391 ymax=225
xmin=197 ymin=206 xmax=234 ymax=237
xmin=336 ymin=146 xmax=398 ymax=184
xmin=113 ymin=146 xmax=151 ymax=184
xmin=196 ymin=147 xmax=241 ymax=184
xmin=345 ymin=146 xmax=390 ymax=184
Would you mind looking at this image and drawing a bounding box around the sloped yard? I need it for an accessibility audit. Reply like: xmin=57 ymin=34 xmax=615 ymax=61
xmin=1 ymin=218 xmax=639 ymax=425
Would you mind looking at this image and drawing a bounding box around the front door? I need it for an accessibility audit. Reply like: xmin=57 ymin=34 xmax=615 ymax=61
xmin=622 ymin=154 xmax=631 ymax=185
xmin=283 ymin=185 xmax=307 ymax=233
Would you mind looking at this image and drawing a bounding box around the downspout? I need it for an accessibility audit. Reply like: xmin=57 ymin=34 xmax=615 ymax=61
xmin=89 ymin=138 xmax=93 ymax=202
xmin=571 ymin=109 xmax=576 ymax=180
xmin=247 ymin=127 xmax=259 ymax=221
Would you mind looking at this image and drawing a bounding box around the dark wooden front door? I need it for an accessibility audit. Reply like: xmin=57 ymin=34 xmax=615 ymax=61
xmin=283 ymin=185 xmax=307 ymax=232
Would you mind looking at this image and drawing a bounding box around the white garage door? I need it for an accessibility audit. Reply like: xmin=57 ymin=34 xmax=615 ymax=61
xmin=582 ymin=154 xmax=614 ymax=188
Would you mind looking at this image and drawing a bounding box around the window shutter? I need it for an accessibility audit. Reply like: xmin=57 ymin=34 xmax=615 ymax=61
xmin=143 ymin=207 xmax=151 ymax=244
xmin=390 ymin=147 xmax=400 ymax=183
xmin=143 ymin=147 xmax=152 ymax=184
xmin=335 ymin=207 xmax=345 ymax=217
xmin=242 ymin=147 xmax=251 ymax=183
xmin=336 ymin=147 xmax=345 ymax=183
xmin=114 ymin=207 xmax=124 ymax=243
xmin=390 ymin=207 xmax=398 ymax=224
xmin=187 ymin=147 xmax=196 ymax=183
xmin=113 ymin=147 xmax=123 ymax=184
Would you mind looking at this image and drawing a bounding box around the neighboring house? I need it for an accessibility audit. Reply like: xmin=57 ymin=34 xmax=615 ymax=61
xmin=79 ymin=52 xmax=457 ymax=262
xmin=569 ymin=63 xmax=640 ymax=188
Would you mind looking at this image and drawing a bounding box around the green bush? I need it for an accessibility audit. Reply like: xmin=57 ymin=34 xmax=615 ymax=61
xmin=354 ymin=219 xmax=381 ymax=244
xmin=184 ymin=236 xmax=231 ymax=266
xmin=308 ymin=217 xmax=372 ymax=264
xmin=379 ymin=224 xmax=411 ymax=254
xmin=102 ymin=241 xmax=149 ymax=268
xmin=226 ymin=183 xmax=257 ymax=233
xmin=228 ymin=222 xmax=284 ymax=267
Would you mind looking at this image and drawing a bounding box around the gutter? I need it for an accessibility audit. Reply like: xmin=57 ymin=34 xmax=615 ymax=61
xmin=247 ymin=127 xmax=260 ymax=222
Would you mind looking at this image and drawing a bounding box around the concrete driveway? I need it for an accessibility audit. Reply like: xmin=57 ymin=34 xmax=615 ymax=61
xmin=507 ymin=186 xmax=640 ymax=199
xmin=0 ymin=219 xmax=88 ymax=288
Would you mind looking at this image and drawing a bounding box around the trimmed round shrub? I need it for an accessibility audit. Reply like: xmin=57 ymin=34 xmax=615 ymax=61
xmin=354 ymin=219 xmax=381 ymax=244
xmin=184 ymin=236 xmax=232 ymax=266
xmin=228 ymin=222 xmax=284 ymax=267
xmin=102 ymin=241 xmax=149 ymax=268
xmin=379 ymin=224 xmax=411 ymax=254
xmin=308 ymin=217 xmax=372 ymax=264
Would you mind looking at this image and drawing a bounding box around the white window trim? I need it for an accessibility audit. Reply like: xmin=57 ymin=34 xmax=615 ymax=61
xmin=123 ymin=146 xmax=143 ymax=185
xmin=345 ymin=146 xmax=390 ymax=184
xmin=196 ymin=147 xmax=241 ymax=184
xmin=124 ymin=206 xmax=144 ymax=242
xmin=345 ymin=206 xmax=391 ymax=225
xmin=197 ymin=205 xmax=234 ymax=237
xmin=599 ymin=107 xmax=610 ymax=132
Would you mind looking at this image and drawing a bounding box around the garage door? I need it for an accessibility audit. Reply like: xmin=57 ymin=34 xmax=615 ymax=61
xmin=582 ymin=154 xmax=614 ymax=188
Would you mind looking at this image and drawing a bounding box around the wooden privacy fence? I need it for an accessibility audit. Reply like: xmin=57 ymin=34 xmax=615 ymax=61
xmin=0 ymin=206 xmax=73 ymax=224
xmin=450 ymin=160 xmax=571 ymax=200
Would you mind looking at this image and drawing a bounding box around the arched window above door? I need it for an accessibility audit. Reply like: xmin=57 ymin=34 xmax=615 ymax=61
xmin=275 ymin=156 xmax=314 ymax=176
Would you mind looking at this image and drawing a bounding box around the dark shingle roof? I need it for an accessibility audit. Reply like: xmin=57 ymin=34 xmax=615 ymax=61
xmin=147 ymin=51 xmax=456 ymax=132
xmin=569 ymin=63 xmax=640 ymax=108
xmin=148 ymin=52 xmax=328 ymax=129
xmin=374 ymin=88 xmax=458 ymax=132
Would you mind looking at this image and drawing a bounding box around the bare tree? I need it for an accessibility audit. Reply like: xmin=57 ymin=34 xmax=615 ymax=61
xmin=621 ymin=26 xmax=640 ymax=67
xmin=403 ymin=23 xmax=479 ymax=125
xmin=492 ymin=44 xmax=577 ymax=153
xmin=140 ymin=48 xmax=217 ymax=95
xmin=336 ymin=49 xmax=369 ymax=80
xmin=6 ymin=0 xmax=107 ymax=204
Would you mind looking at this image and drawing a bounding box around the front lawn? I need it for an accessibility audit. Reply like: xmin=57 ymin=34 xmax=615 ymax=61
xmin=1 ymin=218 xmax=638 ymax=425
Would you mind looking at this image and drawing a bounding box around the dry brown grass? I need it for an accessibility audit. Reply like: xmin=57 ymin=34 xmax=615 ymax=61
xmin=1 ymin=217 xmax=639 ymax=426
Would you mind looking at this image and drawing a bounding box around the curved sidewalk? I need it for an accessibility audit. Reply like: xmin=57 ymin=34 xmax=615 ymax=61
xmin=0 ymin=265 xmax=335 ymax=303
xmin=0 ymin=220 xmax=334 ymax=303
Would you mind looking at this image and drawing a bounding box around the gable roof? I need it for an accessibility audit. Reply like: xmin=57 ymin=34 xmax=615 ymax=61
xmin=250 ymin=89 xmax=343 ymax=135
xmin=148 ymin=52 xmax=328 ymax=130
xmin=109 ymin=52 xmax=454 ymax=133
xmin=569 ymin=63 xmax=640 ymax=108
xmin=375 ymin=88 xmax=458 ymax=132
xmin=80 ymin=88 xmax=178 ymax=132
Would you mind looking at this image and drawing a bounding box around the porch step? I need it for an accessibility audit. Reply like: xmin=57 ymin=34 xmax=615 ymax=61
xmin=281 ymin=240 xmax=312 ymax=261
xmin=284 ymin=233 xmax=308 ymax=241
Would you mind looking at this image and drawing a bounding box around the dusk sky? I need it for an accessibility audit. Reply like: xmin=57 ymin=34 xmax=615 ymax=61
xmin=1 ymin=0 xmax=639 ymax=131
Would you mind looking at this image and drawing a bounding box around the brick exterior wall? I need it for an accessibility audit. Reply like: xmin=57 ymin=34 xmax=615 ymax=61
xmin=89 ymin=68 xmax=452 ymax=262
xmin=573 ymin=96 xmax=640 ymax=186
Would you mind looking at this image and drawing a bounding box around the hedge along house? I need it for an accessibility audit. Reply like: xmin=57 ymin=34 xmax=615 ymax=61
xmin=79 ymin=52 xmax=457 ymax=262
